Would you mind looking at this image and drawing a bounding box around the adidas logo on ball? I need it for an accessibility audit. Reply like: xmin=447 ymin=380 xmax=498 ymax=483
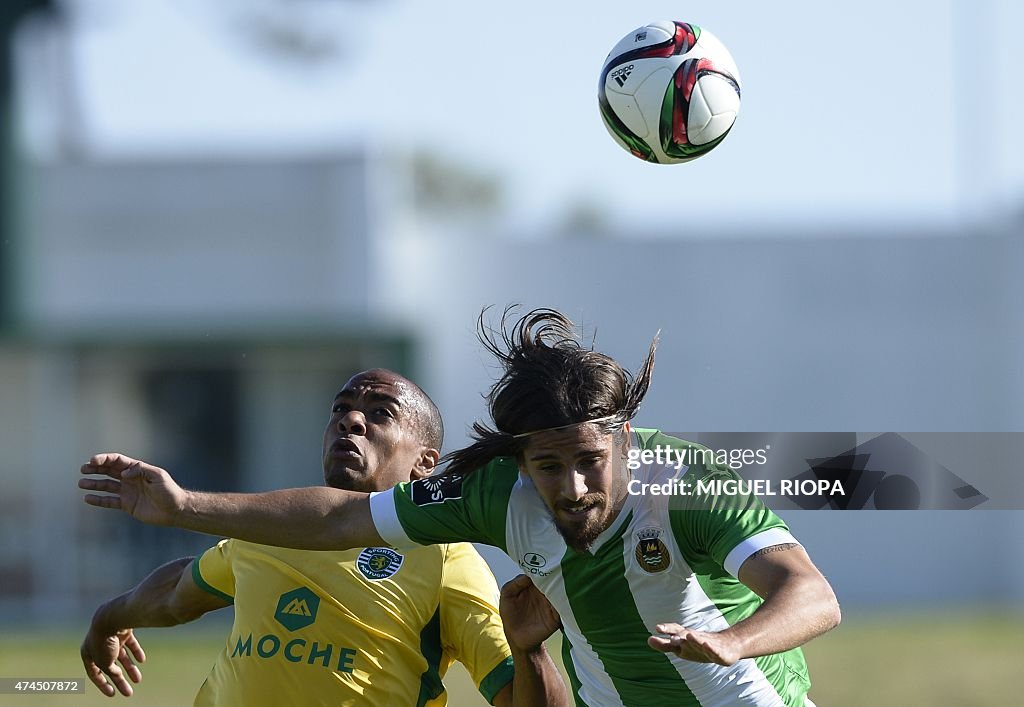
xmin=610 ymin=65 xmax=633 ymax=87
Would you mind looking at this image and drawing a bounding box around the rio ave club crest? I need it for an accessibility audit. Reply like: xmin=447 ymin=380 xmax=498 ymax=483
xmin=634 ymin=527 xmax=671 ymax=573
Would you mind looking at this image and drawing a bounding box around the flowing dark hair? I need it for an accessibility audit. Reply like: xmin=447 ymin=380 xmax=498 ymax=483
xmin=441 ymin=306 xmax=657 ymax=476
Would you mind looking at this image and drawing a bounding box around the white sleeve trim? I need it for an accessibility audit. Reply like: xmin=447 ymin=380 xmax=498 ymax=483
xmin=723 ymin=528 xmax=800 ymax=578
xmin=368 ymin=489 xmax=415 ymax=549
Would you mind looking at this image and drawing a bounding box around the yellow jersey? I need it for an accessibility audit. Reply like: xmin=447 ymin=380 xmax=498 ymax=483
xmin=192 ymin=539 xmax=514 ymax=707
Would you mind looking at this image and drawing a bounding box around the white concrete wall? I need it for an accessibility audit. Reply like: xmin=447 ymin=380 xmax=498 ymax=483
xmin=18 ymin=156 xmax=372 ymax=332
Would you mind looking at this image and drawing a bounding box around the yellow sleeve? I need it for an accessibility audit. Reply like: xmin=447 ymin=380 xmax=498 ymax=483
xmin=192 ymin=538 xmax=236 ymax=604
xmin=439 ymin=543 xmax=514 ymax=704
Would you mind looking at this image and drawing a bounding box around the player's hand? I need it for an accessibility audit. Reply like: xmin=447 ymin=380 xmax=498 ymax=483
xmin=79 ymin=453 xmax=187 ymax=526
xmin=81 ymin=625 xmax=145 ymax=697
xmin=648 ymin=623 xmax=743 ymax=666
xmin=499 ymin=574 xmax=562 ymax=652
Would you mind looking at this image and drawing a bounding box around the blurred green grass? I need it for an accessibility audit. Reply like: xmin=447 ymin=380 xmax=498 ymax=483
xmin=0 ymin=626 xmax=513 ymax=706
xmin=1 ymin=612 xmax=1021 ymax=706
xmin=804 ymin=612 xmax=1023 ymax=706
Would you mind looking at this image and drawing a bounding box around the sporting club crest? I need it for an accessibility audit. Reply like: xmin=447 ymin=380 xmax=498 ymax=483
xmin=356 ymin=547 xmax=404 ymax=580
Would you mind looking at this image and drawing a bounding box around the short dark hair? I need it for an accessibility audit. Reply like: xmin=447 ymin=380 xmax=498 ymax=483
xmin=442 ymin=307 xmax=657 ymax=476
xmin=405 ymin=378 xmax=444 ymax=451
xmin=347 ymin=368 xmax=443 ymax=451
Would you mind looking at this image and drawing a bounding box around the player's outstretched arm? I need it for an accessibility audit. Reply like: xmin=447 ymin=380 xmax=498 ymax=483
xmin=82 ymin=557 xmax=228 ymax=697
xmin=79 ymin=453 xmax=384 ymax=550
xmin=495 ymin=575 xmax=571 ymax=707
xmin=648 ymin=544 xmax=841 ymax=665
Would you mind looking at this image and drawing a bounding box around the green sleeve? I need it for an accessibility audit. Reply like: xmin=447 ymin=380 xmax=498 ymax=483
xmin=392 ymin=457 xmax=520 ymax=553
xmin=669 ymin=465 xmax=789 ymax=573
xmin=639 ymin=431 xmax=789 ymax=574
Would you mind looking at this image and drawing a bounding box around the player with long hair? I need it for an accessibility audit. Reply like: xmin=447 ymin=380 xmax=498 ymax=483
xmin=81 ymin=310 xmax=839 ymax=706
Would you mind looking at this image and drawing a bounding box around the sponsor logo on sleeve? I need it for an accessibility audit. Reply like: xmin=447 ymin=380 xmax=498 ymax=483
xmin=410 ymin=472 xmax=464 ymax=506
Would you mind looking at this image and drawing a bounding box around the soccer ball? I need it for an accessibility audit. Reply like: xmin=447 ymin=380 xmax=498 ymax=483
xmin=599 ymin=21 xmax=741 ymax=164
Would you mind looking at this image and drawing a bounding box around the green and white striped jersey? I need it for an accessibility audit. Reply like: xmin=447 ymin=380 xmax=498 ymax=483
xmin=370 ymin=429 xmax=812 ymax=706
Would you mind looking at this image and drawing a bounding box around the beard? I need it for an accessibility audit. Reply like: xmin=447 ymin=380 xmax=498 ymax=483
xmin=551 ymin=493 xmax=609 ymax=553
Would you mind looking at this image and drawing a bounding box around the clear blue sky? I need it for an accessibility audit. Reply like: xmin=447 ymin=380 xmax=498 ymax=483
xmin=29 ymin=0 xmax=1024 ymax=231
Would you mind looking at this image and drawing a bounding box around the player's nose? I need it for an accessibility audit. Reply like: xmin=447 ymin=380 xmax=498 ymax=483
xmin=561 ymin=469 xmax=588 ymax=501
xmin=338 ymin=410 xmax=367 ymax=436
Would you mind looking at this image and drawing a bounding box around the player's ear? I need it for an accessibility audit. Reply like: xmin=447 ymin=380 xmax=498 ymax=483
xmin=619 ymin=421 xmax=632 ymax=458
xmin=410 ymin=448 xmax=440 ymax=481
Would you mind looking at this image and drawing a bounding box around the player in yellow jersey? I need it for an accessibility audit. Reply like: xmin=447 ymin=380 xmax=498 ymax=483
xmin=80 ymin=369 xmax=568 ymax=706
